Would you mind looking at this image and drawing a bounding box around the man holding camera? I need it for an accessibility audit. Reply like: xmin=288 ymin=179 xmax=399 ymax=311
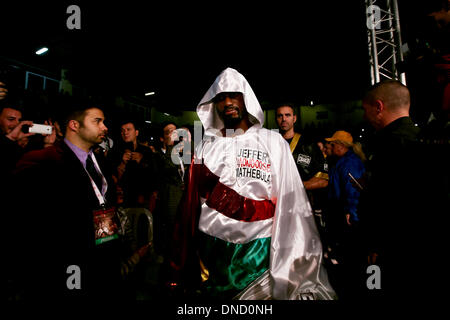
xmin=0 ymin=102 xmax=35 ymax=176
xmin=112 ymin=120 xmax=157 ymax=209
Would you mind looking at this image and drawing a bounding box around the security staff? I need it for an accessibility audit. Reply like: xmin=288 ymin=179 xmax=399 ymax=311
xmin=276 ymin=104 xmax=328 ymax=192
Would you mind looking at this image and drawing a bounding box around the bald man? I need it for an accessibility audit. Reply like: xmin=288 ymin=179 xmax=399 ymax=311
xmin=362 ymin=80 xmax=413 ymax=131
xmin=359 ymin=80 xmax=446 ymax=301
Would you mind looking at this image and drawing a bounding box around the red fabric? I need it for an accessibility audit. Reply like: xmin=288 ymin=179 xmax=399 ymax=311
xmin=168 ymin=160 xmax=275 ymax=287
xmin=169 ymin=159 xmax=202 ymax=278
xmin=14 ymin=143 xmax=63 ymax=174
xmin=200 ymin=164 xmax=275 ymax=222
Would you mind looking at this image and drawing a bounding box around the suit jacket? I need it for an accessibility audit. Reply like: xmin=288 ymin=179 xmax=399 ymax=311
xmin=9 ymin=140 xmax=124 ymax=300
xmin=154 ymin=147 xmax=187 ymax=223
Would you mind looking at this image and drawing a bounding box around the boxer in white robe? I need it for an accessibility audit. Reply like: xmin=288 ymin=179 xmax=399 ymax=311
xmin=171 ymin=67 xmax=336 ymax=300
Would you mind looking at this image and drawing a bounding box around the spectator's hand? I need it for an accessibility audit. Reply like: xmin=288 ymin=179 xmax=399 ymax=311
xmin=43 ymin=120 xmax=56 ymax=147
xmin=0 ymin=82 xmax=7 ymax=100
xmin=131 ymin=151 xmax=143 ymax=164
xmin=345 ymin=213 xmax=352 ymax=226
xmin=5 ymin=120 xmax=35 ymax=142
xmin=122 ymin=151 xmax=132 ymax=164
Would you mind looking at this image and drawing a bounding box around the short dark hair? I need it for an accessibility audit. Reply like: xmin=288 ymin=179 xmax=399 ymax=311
xmin=275 ymin=103 xmax=296 ymax=115
xmin=363 ymin=80 xmax=410 ymax=111
xmin=120 ymin=119 xmax=140 ymax=131
xmin=61 ymin=97 xmax=104 ymax=130
xmin=159 ymin=121 xmax=177 ymax=138
xmin=0 ymin=97 xmax=25 ymax=116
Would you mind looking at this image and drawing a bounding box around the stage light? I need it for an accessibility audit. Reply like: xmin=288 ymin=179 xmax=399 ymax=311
xmin=35 ymin=47 xmax=48 ymax=55
xmin=145 ymin=92 xmax=155 ymax=96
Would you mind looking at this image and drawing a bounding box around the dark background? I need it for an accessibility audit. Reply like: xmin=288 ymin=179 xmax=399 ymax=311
xmin=0 ymin=1 xmax=447 ymax=128
xmin=1 ymin=1 xmax=370 ymax=110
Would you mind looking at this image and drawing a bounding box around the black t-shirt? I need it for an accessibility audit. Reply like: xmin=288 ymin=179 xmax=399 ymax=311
xmin=286 ymin=134 xmax=327 ymax=182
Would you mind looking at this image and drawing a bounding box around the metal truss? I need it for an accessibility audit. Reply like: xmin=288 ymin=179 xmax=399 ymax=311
xmin=365 ymin=0 xmax=406 ymax=85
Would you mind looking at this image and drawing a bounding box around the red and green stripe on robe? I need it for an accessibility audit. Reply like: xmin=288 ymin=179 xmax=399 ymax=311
xmin=170 ymin=161 xmax=275 ymax=298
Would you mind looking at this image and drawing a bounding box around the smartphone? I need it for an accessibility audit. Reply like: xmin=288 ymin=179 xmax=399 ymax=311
xmin=23 ymin=124 xmax=53 ymax=135
xmin=348 ymin=172 xmax=364 ymax=191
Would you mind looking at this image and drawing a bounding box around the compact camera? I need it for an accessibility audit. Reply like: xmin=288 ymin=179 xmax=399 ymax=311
xmin=22 ymin=124 xmax=53 ymax=135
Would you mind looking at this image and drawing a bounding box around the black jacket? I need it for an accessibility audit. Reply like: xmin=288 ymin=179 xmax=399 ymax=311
xmin=359 ymin=117 xmax=447 ymax=299
xmin=8 ymin=140 xmax=125 ymax=300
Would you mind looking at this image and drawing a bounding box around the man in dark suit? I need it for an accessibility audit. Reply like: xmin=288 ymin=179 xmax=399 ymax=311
xmin=9 ymin=103 xmax=127 ymax=300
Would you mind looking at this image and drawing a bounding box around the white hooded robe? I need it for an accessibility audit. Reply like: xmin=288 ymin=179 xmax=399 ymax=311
xmin=183 ymin=67 xmax=336 ymax=300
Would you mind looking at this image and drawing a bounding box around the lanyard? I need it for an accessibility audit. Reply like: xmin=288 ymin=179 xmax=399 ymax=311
xmin=178 ymin=156 xmax=185 ymax=182
xmin=83 ymin=154 xmax=108 ymax=206
xmin=290 ymin=133 xmax=301 ymax=154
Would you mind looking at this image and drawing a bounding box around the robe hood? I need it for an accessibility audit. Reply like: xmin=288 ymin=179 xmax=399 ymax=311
xmin=197 ymin=68 xmax=265 ymax=132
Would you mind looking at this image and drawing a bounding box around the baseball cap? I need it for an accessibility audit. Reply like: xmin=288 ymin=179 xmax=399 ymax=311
xmin=325 ymin=130 xmax=353 ymax=144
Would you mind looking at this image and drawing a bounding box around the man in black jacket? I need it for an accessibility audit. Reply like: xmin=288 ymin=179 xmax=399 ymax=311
xmin=10 ymin=103 xmax=128 ymax=300
xmin=112 ymin=120 xmax=157 ymax=208
xmin=359 ymin=80 xmax=447 ymax=301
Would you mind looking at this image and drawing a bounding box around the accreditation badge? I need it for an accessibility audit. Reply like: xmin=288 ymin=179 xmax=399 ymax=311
xmin=93 ymin=206 xmax=120 ymax=245
xmin=296 ymin=153 xmax=311 ymax=167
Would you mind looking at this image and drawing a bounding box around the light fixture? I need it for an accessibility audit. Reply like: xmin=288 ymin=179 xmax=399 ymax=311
xmin=145 ymin=120 xmax=152 ymax=124
xmin=145 ymin=92 xmax=155 ymax=96
xmin=35 ymin=47 xmax=49 ymax=55
xmin=164 ymin=113 xmax=170 ymax=116
xmin=310 ymin=100 xmax=314 ymax=106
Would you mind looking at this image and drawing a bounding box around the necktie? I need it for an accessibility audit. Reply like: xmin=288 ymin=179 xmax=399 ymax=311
xmin=86 ymin=154 xmax=103 ymax=191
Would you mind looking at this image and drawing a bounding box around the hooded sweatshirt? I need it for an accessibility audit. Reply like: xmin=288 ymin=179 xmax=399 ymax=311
xmin=175 ymin=68 xmax=336 ymax=300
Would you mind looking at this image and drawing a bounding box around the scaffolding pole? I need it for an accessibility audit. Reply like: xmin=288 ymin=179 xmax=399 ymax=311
xmin=365 ymin=0 xmax=406 ymax=85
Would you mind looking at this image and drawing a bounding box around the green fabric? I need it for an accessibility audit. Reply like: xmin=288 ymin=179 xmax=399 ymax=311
xmin=95 ymin=234 xmax=119 ymax=245
xmin=199 ymin=233 xmax=270 ymax=298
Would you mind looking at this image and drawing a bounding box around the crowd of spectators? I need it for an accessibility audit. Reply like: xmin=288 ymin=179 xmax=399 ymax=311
xmin=0 ymin=74 xmax=447 ymax=301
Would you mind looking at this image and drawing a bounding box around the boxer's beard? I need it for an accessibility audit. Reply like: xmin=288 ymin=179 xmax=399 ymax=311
xmin=218 ymin=106 xmax=244 ymax=128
